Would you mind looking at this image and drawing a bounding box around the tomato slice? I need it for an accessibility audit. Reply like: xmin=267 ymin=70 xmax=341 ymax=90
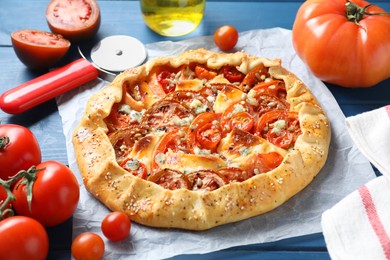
xmin=108 ymin=126 xmax=150 ymax=163
xmin=195 ymin=65 xmax=217 ymax=80
xmin=141 ymin=100 xmax=195 ymax=132
xmin=164 ymin=90 xmax=213 ymax=114
xmin=148 ymin=169 xmax=191 ymax=190
xmin=152 ymin=128 xmax=189 ymax=172
xmin=104 ymin=103 xmax=142 ymax=132
xmin=255 ymin=110 xmax=301 ymax=149
xmin=221 ymin=102 xmax=254 ymax=136
xmin=188 ymin=112 xmax=222 ymax=153
xmin=120 ymin=158 xmax=148 ymax=179
xmin=220 ymin=65 xmax=245 ymax=83
xmin=11 ymin=29 xmax=70 ymax=70
xmin=187 ymin=170 xmax=227 ymax=191
xmin=218 ymin=167 xmax=253 ymax=183
xmin=240 ymin=64 xmax=270 ymax=90
xmin=46 ymin=0 xmax=101 ymax=42
xmin=243 ymin=152 xmax=284 ymax=175
xmin=157 ymin=71 xmax=177 ymax=93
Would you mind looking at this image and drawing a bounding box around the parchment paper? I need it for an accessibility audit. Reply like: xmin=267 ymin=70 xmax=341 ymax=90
xmin=56 ymin=28 xmax=376 ymax=259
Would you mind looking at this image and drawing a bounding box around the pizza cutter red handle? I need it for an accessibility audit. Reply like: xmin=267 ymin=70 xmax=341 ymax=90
xmin=0 ymin=58 xmax=98 ymax=114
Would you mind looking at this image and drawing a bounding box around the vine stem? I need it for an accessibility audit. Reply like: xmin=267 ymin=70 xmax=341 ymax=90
xmin=0 ymin=166 xmax=41 ymax=220
xmin=346 ymin=0 xmax=389 ymax=28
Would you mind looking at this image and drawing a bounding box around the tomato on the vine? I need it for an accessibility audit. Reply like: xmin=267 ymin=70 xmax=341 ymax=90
xmin=0 ymin=216 xmax=49 ymax=260
xmin=71 ymin=232 xmax=105 ymax=260
xmin=101 ymin=211 xmax=131 ymax=242
xmin=12 ymin=160 xmax=79 ymax=227
xmin=292 ymin=0 xmax=390 ymax=87
xmin=0 ymin=124 xmax=41 ymax=181
xmin=214 ymin=25 xmax=239 ymax=51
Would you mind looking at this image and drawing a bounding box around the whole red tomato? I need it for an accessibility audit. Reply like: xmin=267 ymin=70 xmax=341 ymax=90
xmin=0 ymin=124 xmax=41 ymax=181
xmin=12 ymin=160 xmax=80 ymax=227
xmin=71 ymin=232 xmax=105 ymax=260
xmin=0 ymin=216 xmax=49 ymax=260
xmin=101 ymin=211 xmax=131 ymax=242
xmin=11 ymin=29 xmax=70 ymax=70
xmin=292 ymin=0 xmax=390 ymax=87
xmin=214 ymin=25 xmax=239 ymax=51
xmin=46 ymin=0 xmax=101 ymax=42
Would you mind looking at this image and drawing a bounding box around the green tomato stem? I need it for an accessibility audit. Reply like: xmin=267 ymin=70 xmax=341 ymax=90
xmin=0 ymin=136 xmax=10 ymax=150
xmin=346 ymin=0 xmax=389 ymax=27
xmin=0 ymin=166 xmax=42 ymax=219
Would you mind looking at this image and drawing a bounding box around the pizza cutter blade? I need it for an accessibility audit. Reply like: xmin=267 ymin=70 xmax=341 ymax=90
xmin=0 ymin=35 xmax=147 ymax=114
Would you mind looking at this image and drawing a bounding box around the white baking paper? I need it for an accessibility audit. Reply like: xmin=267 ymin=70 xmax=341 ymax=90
xmin=56 ymin=28 xmax=376 ymax=259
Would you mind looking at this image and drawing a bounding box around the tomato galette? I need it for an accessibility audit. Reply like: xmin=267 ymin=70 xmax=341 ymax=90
xmin=73 ymin=49 xmax=331 ymax=230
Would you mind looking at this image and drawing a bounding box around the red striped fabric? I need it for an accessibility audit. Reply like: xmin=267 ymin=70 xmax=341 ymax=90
xmin=359 ymin=185 xmax=390 ymax=259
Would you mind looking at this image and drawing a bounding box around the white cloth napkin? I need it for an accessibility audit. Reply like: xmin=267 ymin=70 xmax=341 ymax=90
xmin=322 ymin=105 xmax=390 ymax=260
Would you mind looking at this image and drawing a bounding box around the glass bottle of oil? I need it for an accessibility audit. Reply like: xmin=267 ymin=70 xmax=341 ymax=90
xmin=140 ymin=0 xmax=205 ymax=37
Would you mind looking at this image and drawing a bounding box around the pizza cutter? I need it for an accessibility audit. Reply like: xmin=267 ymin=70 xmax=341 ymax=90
xmin=0 ymin=35 xmax=147 ymax=114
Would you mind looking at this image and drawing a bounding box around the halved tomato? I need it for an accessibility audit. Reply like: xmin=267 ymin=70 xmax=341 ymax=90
xmin=46 ymin=0 xmax=101 ymax=42
xmin=218 ymin=167 xmax=253 ymax=183
xmin=220 ymin=102 xmax=254 ymax=136
xmin=11 ymin=29 xmax=70 ymax=70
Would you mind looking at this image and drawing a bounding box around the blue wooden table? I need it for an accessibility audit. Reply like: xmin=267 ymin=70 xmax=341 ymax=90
xmin=1 ymin=1 xmax=389 ymax=259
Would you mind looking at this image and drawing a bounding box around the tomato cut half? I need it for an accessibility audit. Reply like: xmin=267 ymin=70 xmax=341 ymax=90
xmin=46 ymin=0 xmax=101 ymax=42
xmin=11 ymin=29 xmax=70 ymax=70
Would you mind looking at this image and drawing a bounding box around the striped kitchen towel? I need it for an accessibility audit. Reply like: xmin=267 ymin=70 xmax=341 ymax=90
xmin=322 ymin=105 xmax=390 ymax=260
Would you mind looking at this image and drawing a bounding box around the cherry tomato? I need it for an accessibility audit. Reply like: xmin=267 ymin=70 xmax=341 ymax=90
xmin=0 ymin=216 xmax=49 ymax=260
xmin=214 ymin=25 xmax=239 ymax=51
xmin=46 ymin=0 xmax=101 ymax=42
xmin=101 ymin=211 xmax=131 ymax=242
xmin=292 ymin=0 xmax=390 ymax=87
xmin=12 ymin=160 xmax=80 ymax=227
xmin=11 ymin=29 xmax=70 ymax=70
xmin=0 ymin=124 xmax=41 ymax=181
xmin=71 ymin=232 xmax=105 ymax=260
xmin=148 ymin=169 xmax=191 ymax=190
xmin=120 ymin=158 xmax=148 ymax=179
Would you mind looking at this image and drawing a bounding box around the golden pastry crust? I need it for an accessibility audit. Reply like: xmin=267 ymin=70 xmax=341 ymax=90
xmin=73 ymin=49 xmax=331 ymax=230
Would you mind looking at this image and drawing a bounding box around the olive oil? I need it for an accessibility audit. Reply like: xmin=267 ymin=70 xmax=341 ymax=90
xmin=140 ymin=0 xmax=205 ymax=37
